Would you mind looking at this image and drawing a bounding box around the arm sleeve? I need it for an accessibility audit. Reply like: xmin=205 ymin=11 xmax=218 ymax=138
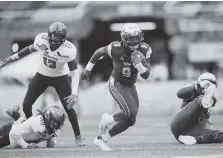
xmin=70 ymin=68 xmax=80 ymax=96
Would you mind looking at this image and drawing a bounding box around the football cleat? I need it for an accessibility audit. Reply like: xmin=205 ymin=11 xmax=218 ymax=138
xmin=94 ymin=136 xmax=113 ymax=151
xmin=75 ymin=135 xmax=85 ymax=146
xmin=178 ymin=135 xmax=196 ymax=145
xmin=6 ymin=105 xmax=20 ymax=121
xmin=99 ymin=113 xmax=110 ymax=134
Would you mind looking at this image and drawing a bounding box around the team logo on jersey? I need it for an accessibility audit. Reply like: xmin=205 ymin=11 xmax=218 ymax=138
xmin=37 ymin=44 xmax=48 ymax=51
xmin=57 ymin=52 xmax=69 ymax=58
xmin=123 ymin=62 xmax=131 ymax=66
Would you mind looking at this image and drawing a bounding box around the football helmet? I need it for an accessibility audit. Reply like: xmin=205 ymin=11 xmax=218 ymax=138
xmin=44 ymin=106 xmax=65 ymax=135
xmin=120 ymin=23 xmax=144 ymax=50
xmin=48 ymin=22 xmax=67 ymax=47
xmin=198 ymin=72 xmax=218 ymax=86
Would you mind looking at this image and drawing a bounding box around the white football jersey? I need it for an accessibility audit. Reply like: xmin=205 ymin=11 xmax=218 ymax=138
xmin=33 ymin=33 xmax=77 ymax=77
xmin=9 ymin=115 xmax=60 ymax=148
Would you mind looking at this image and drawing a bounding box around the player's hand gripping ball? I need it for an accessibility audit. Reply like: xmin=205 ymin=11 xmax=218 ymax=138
xmin=81 ymin=68 xmax=91 ymax=80
xmin=131 ymin=50 xmax=145 ymax=65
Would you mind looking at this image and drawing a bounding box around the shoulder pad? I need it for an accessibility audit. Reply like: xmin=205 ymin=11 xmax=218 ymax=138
xmin=34 ymin=33 xmax=49 ymax=51
xmin=63 ymin=41 xmax=73 ymax=49
xmin=31 ymin=115 xmax=45 ymax=133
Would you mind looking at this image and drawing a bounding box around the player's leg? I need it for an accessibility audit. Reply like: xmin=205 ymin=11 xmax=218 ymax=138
xmin=94 ymin=78 xmax=138 ymax=151
xmin=53 ymin=75 xmax=84 ymax=146
xmin=179 ymin=128 xmax=223 ymax=145
xmin=23 ymin=73 xmax=48 ymax=118
xmin=0 ymin=123 xmax=13 ymax=148
xmin=106 ymin=84 xmax=138 ymax=137
xmin=171 ymin=96 xmax=210 ymax=140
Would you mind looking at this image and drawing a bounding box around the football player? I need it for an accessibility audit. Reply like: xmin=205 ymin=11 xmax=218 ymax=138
xmin=170 ymin=72 xmax=223 ymax=145
xmin=81 ymin=23 xmax=152 ymax=151
xmin=0 ymin=105 xmax=65 ymax=149
xmin=0 ymin=22 xmax=84 ymax=146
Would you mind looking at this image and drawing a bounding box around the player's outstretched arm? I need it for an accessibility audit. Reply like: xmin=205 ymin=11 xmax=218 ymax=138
xmin=9 ymin=120 xmax=38 ymax=149
xmin=0 ymin=44 xmax=37 ymax=69
xmin=81 ymin=46 xmax=108 ymax=80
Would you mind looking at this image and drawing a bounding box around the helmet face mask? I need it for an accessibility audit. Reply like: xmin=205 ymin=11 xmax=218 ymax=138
xmin=48 ymin=22 xmax=67 ymax=48
xmin=44 ymin=106 xmax=65 ymax=135
xmin=121 ymin=23 xmax=144 ymax=50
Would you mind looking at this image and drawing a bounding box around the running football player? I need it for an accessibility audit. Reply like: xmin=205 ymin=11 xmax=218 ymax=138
xmin=0 ymin=105 xmax=65 ymax=149
xmin=81 ymin=23 xmax=152 ymax=151
xmin=170 ymin=72 xmax=223 ymax=145
xmin=0 ymin=22 xmax=84 ymax=146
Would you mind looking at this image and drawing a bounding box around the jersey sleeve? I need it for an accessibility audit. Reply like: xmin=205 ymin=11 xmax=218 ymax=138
xmin=107 ymin=41 xmax=122 ymax=58
xmin=33 ymin=33 xmax=48 ymax=51
xmin=60 ymin=42 xmax=77 ymax=63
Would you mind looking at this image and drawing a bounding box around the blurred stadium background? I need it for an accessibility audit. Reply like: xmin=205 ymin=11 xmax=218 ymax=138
xmin=0 ymin=1 xmax=223 ymax=118
xmin=1 ymin=1 xmax=223 ymax=157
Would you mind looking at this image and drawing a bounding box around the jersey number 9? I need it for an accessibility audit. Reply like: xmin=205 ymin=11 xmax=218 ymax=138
xmin=122 ymin=67 xmax=131 ymax=77
xmin=43 ymin=57 xmax=56 ymax=69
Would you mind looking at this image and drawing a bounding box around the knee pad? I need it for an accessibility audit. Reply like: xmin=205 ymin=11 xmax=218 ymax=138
xmin=127 ymin=117 xmax=136 ymax=126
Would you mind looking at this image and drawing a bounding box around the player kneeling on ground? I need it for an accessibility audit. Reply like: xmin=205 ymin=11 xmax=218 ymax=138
xmin=0 ymin=105 xmax=65 ymax=149
xmin=170 ymin=72 xmax=223 ymax=145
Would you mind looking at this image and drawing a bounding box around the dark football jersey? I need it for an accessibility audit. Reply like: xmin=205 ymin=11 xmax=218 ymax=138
xmin=107 ymin=41 xmax=152 ymax=86
xmin=178 ymin=84 xmax=217 ymax=125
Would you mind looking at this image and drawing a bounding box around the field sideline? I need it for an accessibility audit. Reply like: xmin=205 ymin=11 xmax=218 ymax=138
xmin=1 ymin=115 xmax=223 ymax=158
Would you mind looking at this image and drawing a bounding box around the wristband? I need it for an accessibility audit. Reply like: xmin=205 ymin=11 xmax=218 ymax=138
xmin=85 ymin=62 xmax=95 ymax=71
xmin=135 ymin=63 xmax=147 ymax=74
xmin=10 ymin=53 xmax=19 ymax=60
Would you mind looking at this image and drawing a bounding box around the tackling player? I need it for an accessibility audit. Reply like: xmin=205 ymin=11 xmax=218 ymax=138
xmin=0 ymin=22 xmax=84 ymax=146
xmin=0 ymin=105 xmax=65 ymax=149
xmin=170 ymin=72 xmax=223 ymax=145
xmin=81 ymin=23 xmax=152 ymax=151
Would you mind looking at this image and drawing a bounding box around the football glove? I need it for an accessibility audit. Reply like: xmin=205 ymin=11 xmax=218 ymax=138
xmin=81 ymin=69 xmax=91 ymax=80
xmin=131 ymin=50 xmax=144 ymax=65
xmin=64 ymin=94 xmax=77 ymax=110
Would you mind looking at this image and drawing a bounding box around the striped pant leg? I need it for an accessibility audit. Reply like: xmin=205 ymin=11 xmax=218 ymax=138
xmin=108 ymin=77 xmax=138 ymax=119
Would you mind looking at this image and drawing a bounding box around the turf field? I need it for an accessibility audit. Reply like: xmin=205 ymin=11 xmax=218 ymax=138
xmin=1 ymin=115 xmax=223 ymax=158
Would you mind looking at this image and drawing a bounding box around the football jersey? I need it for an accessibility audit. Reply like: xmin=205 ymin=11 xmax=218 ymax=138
xmin=33 ymin=33 xmax=77 ymax=77
xmin=9 ymin=115 xmax=60 ymax=148
xmin=106 ymin=41 xmax=152 ymax=86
